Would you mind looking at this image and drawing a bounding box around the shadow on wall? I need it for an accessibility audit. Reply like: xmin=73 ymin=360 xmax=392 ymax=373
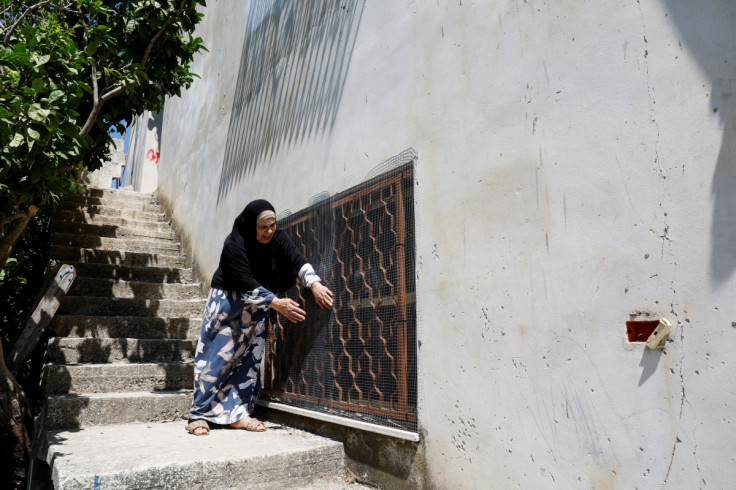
xmin=126 ymin=111 xmax=163 ymax=192
xmin=663 ymin=1 xmax=736 ymax=287
xmin=217 ymin=0 xmax=365 ymax=205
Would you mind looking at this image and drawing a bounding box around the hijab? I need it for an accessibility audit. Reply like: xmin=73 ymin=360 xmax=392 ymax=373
xmin=211 ymin=199 xmax=307 ymax=293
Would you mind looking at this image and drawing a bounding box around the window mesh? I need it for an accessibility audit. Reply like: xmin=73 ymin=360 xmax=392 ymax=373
xmin=263 ymin=163 xmax=417 ymax=433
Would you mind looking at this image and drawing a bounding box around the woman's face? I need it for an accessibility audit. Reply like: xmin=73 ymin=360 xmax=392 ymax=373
xmin=256 ymin=217 xmax=276 ymax=244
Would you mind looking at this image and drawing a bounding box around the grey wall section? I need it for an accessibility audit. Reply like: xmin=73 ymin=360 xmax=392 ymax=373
xmin=82 ymin=138 xmax=125 ymax=188
xmin=158 ymin=1 xmax=736 ymax=488
xmin=124 ymin=110 xmax=162 ymax=192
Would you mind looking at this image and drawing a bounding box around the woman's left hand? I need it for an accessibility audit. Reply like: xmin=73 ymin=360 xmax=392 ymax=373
xmin=311 ymin=281 xmax=334 ymax=309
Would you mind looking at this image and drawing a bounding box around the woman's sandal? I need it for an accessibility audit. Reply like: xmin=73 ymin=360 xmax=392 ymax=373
xmin=229 ymin=416 xmax=267 ymax=432
xmin=186 ymin=419 xmax=210 ymax=436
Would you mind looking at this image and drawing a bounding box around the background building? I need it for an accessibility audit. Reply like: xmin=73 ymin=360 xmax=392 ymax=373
xmin=138 ymin=1 xmax=736 ymax=487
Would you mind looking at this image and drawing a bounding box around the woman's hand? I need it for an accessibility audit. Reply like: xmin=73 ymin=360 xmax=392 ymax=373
xmin=310 ymin=281 xmax=334 ymax=310
xmin=270 ymin=297 xmax=306 ymax=322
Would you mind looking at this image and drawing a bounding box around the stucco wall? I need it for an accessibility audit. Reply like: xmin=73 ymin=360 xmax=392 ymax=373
xmin=124 ymin=111 xmax=161 ymax=192
xmin=157 ymin=1 xmax=736 ymax=488
xmin=82 ymin=138 xmax=125 ymax=188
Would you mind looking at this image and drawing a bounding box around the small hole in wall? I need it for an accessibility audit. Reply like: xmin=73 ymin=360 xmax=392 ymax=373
xmin=626 ymin=320 xmax=660 ymax=342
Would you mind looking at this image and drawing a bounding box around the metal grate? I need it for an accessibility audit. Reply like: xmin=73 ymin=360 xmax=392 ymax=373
xmin=263 ymin=163 xmax=417 ymax=433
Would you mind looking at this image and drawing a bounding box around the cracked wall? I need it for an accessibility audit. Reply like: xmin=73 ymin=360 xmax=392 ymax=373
xmin=155 ymin=0 xmax=736 ymax=488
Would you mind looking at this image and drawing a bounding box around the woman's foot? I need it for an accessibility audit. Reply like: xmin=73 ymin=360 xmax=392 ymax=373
xmin=186 ymin=419 xmax=210 ymax=436
xmin=229 ymin=416 xmax=267 ymax=432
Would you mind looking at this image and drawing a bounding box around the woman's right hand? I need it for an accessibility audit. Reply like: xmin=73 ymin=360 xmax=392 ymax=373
xmin=271 ymin=297 xmax=306 ymax=323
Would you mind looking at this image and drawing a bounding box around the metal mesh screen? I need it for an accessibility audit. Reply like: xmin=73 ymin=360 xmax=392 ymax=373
xmin=262 ymin=163 xmax=417 ymax=433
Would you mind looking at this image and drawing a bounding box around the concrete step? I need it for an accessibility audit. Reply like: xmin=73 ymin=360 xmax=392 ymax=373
xmin=51 ymin=219 xmax=176 ymax=238
xmin=51 ymin=233 xmax=180 ymax=253
xmin=44 ymin=390 xmax=191 ymax=429
xmin=50 ymin=245 xmax=189 ymax=268
xmin=61 ymin=261 xmax=193 ymax=283
xmin=78 ymin=187 xmax=155 ymax=201
xmin=45 ymin=338 xmax=196 ymax=364
xmin=59 ymin=297 xmax=205 ymax=317
xmin=69 ymin=277 xmax=202 ymax=300
xmin=52 ymin=209 xmax=169 ymax=228
xmin=53 ymin=205 xmax=166 ymax=222
xmin=48 ymin=315 xmax=201 ymax=340
xmin=62 ymin=194 xmax=161 ymax=212
xmin=44 ymin=362 xmax=193 ymax=395
xmin=41 ymin=421 xmax=345 ymax=490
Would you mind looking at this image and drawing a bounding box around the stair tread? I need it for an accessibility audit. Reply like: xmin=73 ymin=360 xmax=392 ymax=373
xmin=51 ymin=231 xmax=179 ymax=244
xmin=49 ymin=245 xmax=189 ymax=267
xmin=68 ymin=277 xmax=202 ymax=299
xmin=46 ymin=361 xmax=193 ymax=368
xmin=48 ymin=389 xmax=190 ymax=399
xmin=55 ymin=261 xmax=193 ymax=283
xmin=42 ymin=421 xmax=345 ymax=489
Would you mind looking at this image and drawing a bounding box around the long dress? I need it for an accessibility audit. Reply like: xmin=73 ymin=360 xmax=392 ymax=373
xmin=189 ymin=287 xmax=273 ymax=424
xmin=188 ymin=199 xmax=320 ymax=424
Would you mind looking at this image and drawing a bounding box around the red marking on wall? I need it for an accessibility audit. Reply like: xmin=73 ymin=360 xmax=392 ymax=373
xmin=626 ymin=320 xmax=659 ymax=342
xmin=147 ymin=149 xmax=160 ymax=164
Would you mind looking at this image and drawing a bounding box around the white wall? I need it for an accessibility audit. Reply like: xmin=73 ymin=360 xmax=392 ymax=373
xmin=125 ymin=111 xmax=161 ymax=192
xmin=83 ymin=138 xmax=125 ymax=188
xmin=158 ymin=1 xmax=736 ymax=488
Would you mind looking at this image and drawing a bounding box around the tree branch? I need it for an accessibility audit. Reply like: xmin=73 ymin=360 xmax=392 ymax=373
xmin=0 ymin=204 xmax=37 ymax=276
xmin=0 ymin=213 xmax=27 ymax=233
xmin=142 ymin=0 xmax=188 ymax=68
xmin=3 ymin=0 xmax=52 ymax=44
xmin=79 ymin=0 xmax=189 ymax=137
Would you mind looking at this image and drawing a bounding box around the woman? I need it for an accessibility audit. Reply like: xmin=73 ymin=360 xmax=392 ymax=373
xmin=186 ymin=199 xmax=333 ymax=435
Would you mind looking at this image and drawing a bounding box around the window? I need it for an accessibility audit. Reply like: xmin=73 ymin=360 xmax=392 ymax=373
xmin=262 ymin=162 xmax=417 ymax=435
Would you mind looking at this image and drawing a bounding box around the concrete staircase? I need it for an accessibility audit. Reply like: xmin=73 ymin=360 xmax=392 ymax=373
xmin=36 ymin=187 xmax=353 ymax=489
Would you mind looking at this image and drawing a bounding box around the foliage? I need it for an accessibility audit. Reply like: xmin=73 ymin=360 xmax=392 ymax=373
xmin=0 ymin=0 xmax=206 ymax=266
xmin=0 ymin=211 xmax=50 ymax=349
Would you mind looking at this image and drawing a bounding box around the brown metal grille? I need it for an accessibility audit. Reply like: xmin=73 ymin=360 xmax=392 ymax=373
xmin=263 ymin=163 xmax=417 ymax=432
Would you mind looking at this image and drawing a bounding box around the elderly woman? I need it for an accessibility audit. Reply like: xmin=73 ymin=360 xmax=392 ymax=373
xmin=186 ymin=199 xmax=333 ymax=435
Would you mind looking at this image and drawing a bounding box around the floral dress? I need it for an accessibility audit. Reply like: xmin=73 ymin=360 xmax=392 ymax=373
xmin=189 ymin=264 xmax=319 ymax=424
xmin=189 ymin=287 xmax=274 ymax=424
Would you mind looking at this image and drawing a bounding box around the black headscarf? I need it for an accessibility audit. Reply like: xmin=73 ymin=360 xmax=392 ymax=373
xmin=210 ymin=199 xmax=307 ymax=293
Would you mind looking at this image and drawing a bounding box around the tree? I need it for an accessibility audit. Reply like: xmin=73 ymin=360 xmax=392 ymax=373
xmin=0 ymin=0 xmax=206 ymax=275
xmin=0 ymin=1 xmax=206 ymax=485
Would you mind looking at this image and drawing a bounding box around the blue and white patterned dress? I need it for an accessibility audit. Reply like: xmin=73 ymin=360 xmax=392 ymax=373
xmin=189 ymin=265 xmax=320 ymax=424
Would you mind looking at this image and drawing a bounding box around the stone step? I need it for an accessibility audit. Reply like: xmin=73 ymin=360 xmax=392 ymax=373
xmin=69 ymin=277 xmax=202 ymax=300
xmin=51 ymin=233 xmax=180 ymax=253
xmin=62 ymin=194 xmax=161 ymax=212
xmin=51 ymin=218 xmax=176 ymax=237
xmin=44 ymin=362 xmax=194 ymax=395
xmin=53 ymin=205 xmax=167 ymax=222
xmin=44 ymin=391 xmax=191 ymax=430
xmin=59 ymin=297 xmax=205 ymax=317
xmin=48 ymin=316 xmax=201 ymax=340
xmin=50 ymin=221 xmax=176 ymax=241
xmin=41 ymin=421 xmax=345 ymax=489
xmin=78 ymin=187 xmax=156 ymax=202
xmin=61 ymin=261 xmax=193 ymax=283
xmin=45 ymin=338 xmax=197 ymax=365
xmin=50 ymin=245 xmax=189 ymax=268
xmin=52 ymin=209 xmax=169 ymax=228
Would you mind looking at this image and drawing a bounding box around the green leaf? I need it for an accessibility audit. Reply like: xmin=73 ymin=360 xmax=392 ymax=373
xmin=125 ymin=19 xmax=138 ymax=34
xmin=28 ymin=104 xmax=50 ymax=122
xmin=31 ymin=78 xmax=46 ymax=94
xmin=32 ymin=54 xmax=51 ymax=67
xmin=48 ymin=90 xmax=65 ymax=103
xmin=27 ymin=127 xmax=41 ymax=141
xmin=60 ymin=123 xmax=79 ymax=138
xmin=8 ymin=133 xmax=24 ymax=148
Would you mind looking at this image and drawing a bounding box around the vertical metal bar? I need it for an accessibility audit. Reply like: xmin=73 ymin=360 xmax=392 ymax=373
xmin=394 ymin=176 xmax=409 ymax=411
